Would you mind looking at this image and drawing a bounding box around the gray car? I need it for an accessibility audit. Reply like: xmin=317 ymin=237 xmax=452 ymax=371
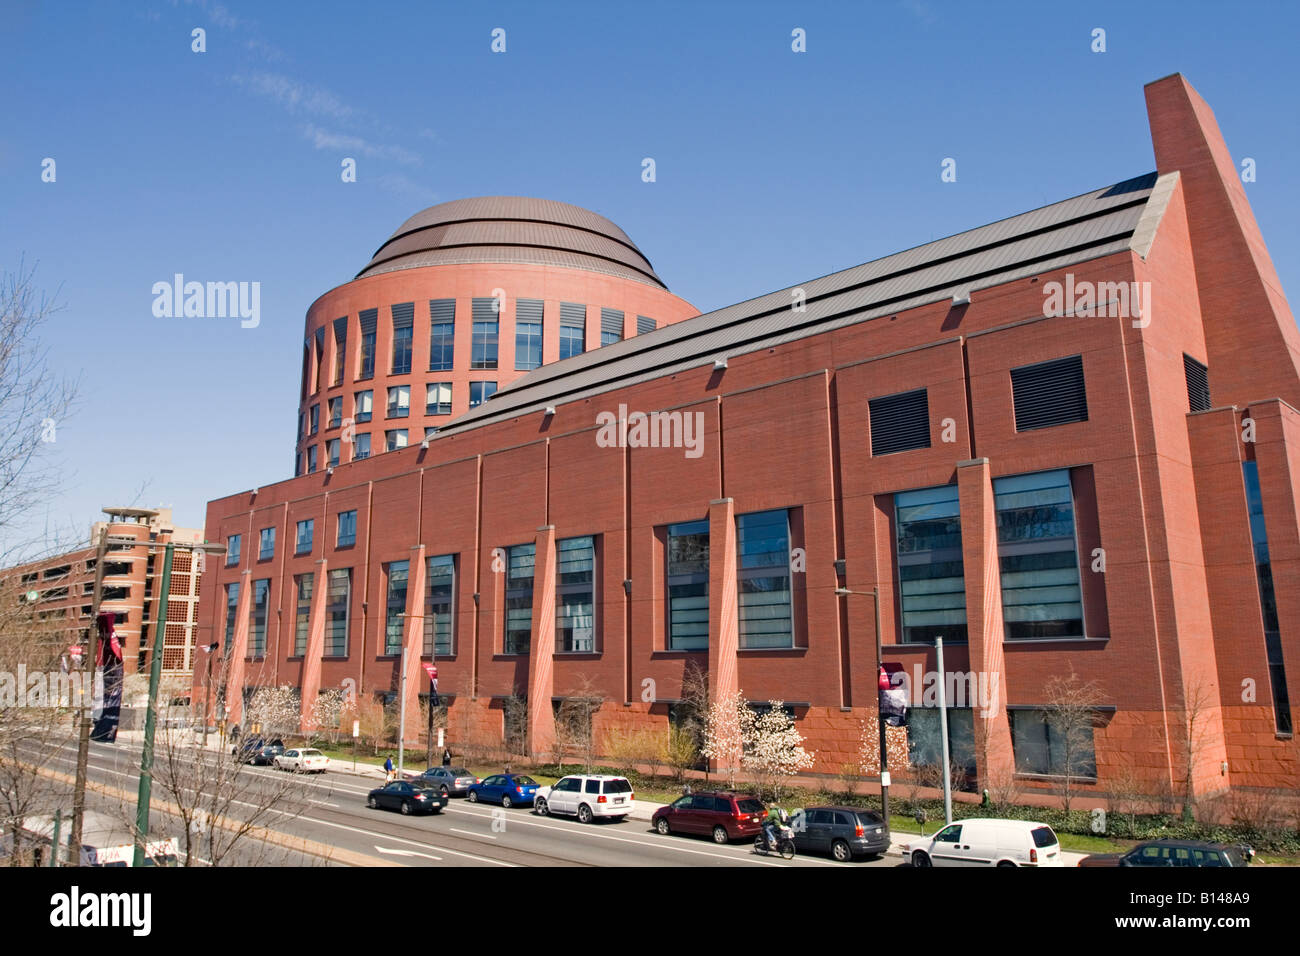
xmin=417 ymin=766 xmax=479 ymax=796
xmin=793 ymin=806 xmax=890 ymax=861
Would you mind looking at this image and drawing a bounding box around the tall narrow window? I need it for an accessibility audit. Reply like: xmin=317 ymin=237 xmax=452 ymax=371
xmin=258 ymin=527 xmax=275 ymax=561
xmin=358 ymin=309 xmax=377 ymax=379
xmin=354 ymin=389 xmax=373 ymax=423
xmin=470 ymin=298 xmax=499 ymax=370
xmin=515 ymin=298 xmax=543 ymax=370
xmin=250 ymin=578 xmax=269 ymax=657
xmin=326 ymin=568 xmax=350 ymax=656
xmin=293 ymin=572 xmax=314 ymax=656
xmin=384 ymin=560 xmax=409 ymax=655
xmin=560 ymin=302 xmax=585 ymax=359
xmin=1243 ymin=460 xmax=1292 ymax=734
xmin=556 ymin=536 xmax=595 ymax=653
xmin=354 ymin=433 xmax=371 ymax=460
xmin=505 ymin=543 xmax=535 ymax=654
xmin=327 ymin=438 xmax=340 ymax=468
xmin=469 ymin=381 xmax=497 ymax=407
xmin=226 ymin=535 xmax=241 ymax=567
xmin=337 ymin=510 xmax=357 ymax=548
xmin=391 ymin=302 xmax=414 ymax=374
xmin=309 ymin=404 xmax=319 ymax=435
xmin=296 ymin=519 xmax=314 ymax=555
xmin=994 ymin=469 xmax=1084 ymax=640
xmin=426 ymin=382 xmax=452 ymax=416
xmin=307 ymin=445 xmax=318 ymax=473
xmin=895 ymin=485 xmax=967 ymax=643
xmin=668 ymin=520 xmax=709 ymax=650
xmin=429 ymin=299 xmax=455 ymax=371
xmin=332 ymin=316 xmax=347 ymax=386
xmin=736 ymin=510 xmax=793 ymax=649
xmin=387 ymin=384 xmax=410 ymax=418
xmin=224 ymin=581 xmax=240 ymax=646
xmin=424 ymin=554 xmax=455 ymax=656
xmin=314 ymin=328 xmax=325 ymax=392
xmin=600 ymin=308 xmax=624 ymax=346
xmin=328 ymin=396 xmax=342 ymax=429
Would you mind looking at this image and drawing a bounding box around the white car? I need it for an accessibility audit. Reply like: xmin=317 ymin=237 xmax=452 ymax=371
xmin=903 ymin=818 xmax=1063 ymax=867
xmin=534 ymin=774 xmax=634 ymax=822
xmin=273 ymin=748 xmax=329 ymax=774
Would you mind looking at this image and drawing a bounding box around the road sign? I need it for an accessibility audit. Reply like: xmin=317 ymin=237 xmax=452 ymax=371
xmin=423 ymin=663 xmax=437 ymax=680
xmin=352 ymin=720 xmax=360 ymax=738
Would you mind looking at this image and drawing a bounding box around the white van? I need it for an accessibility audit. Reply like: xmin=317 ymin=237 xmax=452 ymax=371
xmin=905 ymin=818 xmax=1063 ymax=867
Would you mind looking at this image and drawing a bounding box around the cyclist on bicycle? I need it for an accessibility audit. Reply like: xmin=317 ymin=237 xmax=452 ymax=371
xmin=763 ymin=807 xmax=791 ymax=850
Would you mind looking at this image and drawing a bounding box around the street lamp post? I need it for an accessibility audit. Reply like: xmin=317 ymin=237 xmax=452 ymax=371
xmin=835 ymin=586 xmax=890 ymax=824
xmin=200 ymin=635 xmax=220 ymax=750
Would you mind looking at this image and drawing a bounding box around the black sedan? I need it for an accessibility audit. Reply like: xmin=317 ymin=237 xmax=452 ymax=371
xmin=248 ymin=744 xmax=285 ymax=766
xmin=366 ymin=780 xmax=449 ymax=815
xmin=1078 ymin=839 xmax=1253 ymax=867
xmin=417 ymin=766 xmax=479 ymax=796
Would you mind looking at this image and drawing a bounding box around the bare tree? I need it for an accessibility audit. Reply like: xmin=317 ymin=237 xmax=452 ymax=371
xmin=1042 ymin=670 xmax=1104 ymax=813
xmin=972 ymin=713 xmax=1021 ymax=811
xmin=559 ymin=674 xmax=605 ymax=774
xmin=665 ymin=724 xmax=698 ymax=782
xmin=1177 ymin=675 xmax=1217 ymax=821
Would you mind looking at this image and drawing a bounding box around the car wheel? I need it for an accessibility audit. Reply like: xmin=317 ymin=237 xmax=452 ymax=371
xmin=712 ymin=825 xmax=729 ymax=845
xmin=535 ymin=798 xmax=550 ymax=816
xmin=577 ymin=804 xmax=594 ymax=824
xmin=367 ymin=795 xmax=379 ymax=809
xmin=997 ymin=861 xmax=1017 ymax=868
xmin=400 ymin=800 xmax=412 ymax=815
xmin=501 ymin=794 xmax=513 ymax=809
xmin=912 ymin=851 xmax=932 ymax=868
xmin=467 ymin=791 xmax=479 ymax=803
xmin=831 ymin=839 xmax=853 ymax=863
xmin=656 ymin=817 xmax=671 ymax=836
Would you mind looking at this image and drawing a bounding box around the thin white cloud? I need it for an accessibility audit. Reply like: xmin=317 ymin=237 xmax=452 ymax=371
xmin=301 ymin=124 xmax=421 ymax=166
xmin=375 ymin=173 xmax=438 ymax=205
xmin=232 ymin=72 xmax=357 ymax=122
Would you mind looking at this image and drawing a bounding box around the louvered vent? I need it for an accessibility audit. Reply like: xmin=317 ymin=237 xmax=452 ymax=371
xmin=637 ymin=315 xmax=656 ymax=334
xmin=429 ymin=299 xmax=455 ymax=323
xmin=869 ymin=388 xmax=931 ymax=455
xmin=560 ymin=302 xmax=586 ymax=327
xmin=1184 ymin=354 xmax=1211 ymax=412
xmin=359 ymin=308 xmax=378 ymax=334
xmin=391 ymin=302 xmax=415 ymax=328
xmin=1011 ymin=355 xmax=1088 ymax=431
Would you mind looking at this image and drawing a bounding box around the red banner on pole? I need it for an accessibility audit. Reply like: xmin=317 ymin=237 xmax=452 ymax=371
xmin=422 ymin=663 xmax=437 ymax=680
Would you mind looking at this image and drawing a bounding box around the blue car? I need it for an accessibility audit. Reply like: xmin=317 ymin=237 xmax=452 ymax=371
xmin=468 ymin=773 xmax=540 ymax=808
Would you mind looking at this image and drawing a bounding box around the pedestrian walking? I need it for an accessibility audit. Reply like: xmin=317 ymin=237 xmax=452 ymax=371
xmin=442 ymin=747 xmax=452 ymax=766
xmin=384 ymin=755 xmax=395 ymax=782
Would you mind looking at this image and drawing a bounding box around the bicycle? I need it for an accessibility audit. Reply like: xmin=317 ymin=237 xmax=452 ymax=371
xmin=753 ymin=827 xmax=797 ymax=860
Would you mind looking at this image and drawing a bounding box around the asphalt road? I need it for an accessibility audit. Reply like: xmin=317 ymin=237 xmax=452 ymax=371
xmin=33 ymin=738 xmax=903 ymax=868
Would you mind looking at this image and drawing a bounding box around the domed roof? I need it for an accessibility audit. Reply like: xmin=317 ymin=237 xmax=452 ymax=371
xmin=356 ymin=196 xmax=667 ymax=288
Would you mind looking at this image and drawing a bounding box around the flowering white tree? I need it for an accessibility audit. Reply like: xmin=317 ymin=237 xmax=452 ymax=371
xmin=700 ymin=689 xmax=747 ymax=787
xmin=743 ymin=700 xmax=814 ymax=804
xmin=244 ymin=685 xmax=299 ymax=739
xmin=306 ymin=688 xmax=346 ymax=746
xmin=856 ymin=713 xmax=911 ymax=777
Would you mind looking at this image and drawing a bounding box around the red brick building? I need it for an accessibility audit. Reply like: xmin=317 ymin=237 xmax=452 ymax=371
xmin=197 ymin=75 xmax=1300 ymax=804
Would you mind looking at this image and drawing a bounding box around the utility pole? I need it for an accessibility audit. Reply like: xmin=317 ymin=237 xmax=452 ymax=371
xmin=200 ymin=634 xmax=219 ymax=750
xmin=936 ymin=636 xmax=953 ymax=825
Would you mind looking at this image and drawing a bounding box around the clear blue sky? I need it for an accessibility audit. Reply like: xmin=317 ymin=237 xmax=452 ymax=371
xmin=2 ymin=0 xmax=1297 ymax=551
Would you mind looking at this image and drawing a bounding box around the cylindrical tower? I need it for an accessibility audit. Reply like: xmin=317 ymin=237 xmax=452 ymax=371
xmin=294 ymin=196 xmax=698 ymax=473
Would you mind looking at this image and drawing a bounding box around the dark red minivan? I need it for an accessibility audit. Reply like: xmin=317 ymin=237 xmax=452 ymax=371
xmin=652 ymin=791 xmax=766 ymax=844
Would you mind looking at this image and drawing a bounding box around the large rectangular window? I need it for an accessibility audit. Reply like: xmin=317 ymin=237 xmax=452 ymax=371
xmin=994 ymin=469 xmax=1084 ymax=641
xmin=353 ymin=433 xmax=371 ymax=460
xmin=1243 ymin=460 xmax=1293 ymax=734
xmin=258 ymin=527 xmax=275 ymax=561
xmin=1011 ymin=355 xmax=1087 ymax=431
xmin=469 ymin=381 xmax=497 ymax=408
xmin=560 ymin=302 xmax=585 ymax=359
xmin=424 ymin=554 xmax=455 ymax=657
xmin=505 ymin=543 xmax=535 ymax=654
xmin=391 ymin=302 xmax=414 ymax=374
xmin=296 ymin=519 xmax=313 ymax=555
xmin=249 ymin=578 xmax=270 ymax=657
xmin=358 ymin=309 xmax=377 ymax=379
xmin=293 ymin=572 xmax=314 ymax=656
xmin=736 ymin=509 xmax=793 ymax=649
xmin=668 ymin=519 xmax=709 ymax=650
xmin=515 ymin=298 xmax=544 ymax=370
xmin=387 ymin=384 xmax=410 ymax=418
xmin=354 ymin=389 xmax=373 ymax=423
xmin=556 ymin=536 xmax=595 ymax=653
xmin=307 ymin=445 xmax=318 ymax=473
xmin=325 ymin=568 xmax=350 ymax=656
xmin=600 ymin=307 xmax=624 ymax=346
xmin=226 ymin=534 xmax=241 ymax=567
xmin=895 ymin=485 xmax=967 ymax=643
xmin=907 ymin=706 xmax=977 ymax=790
xmin=1010 ymin=708 xmax=1097 ymax=778
xmin=426 ymin=382 xmax=452 ymax=416
xmin=471 ymin=298 xmax=499 ymax=369
xmin=337 ymin=510 xmax=357 ymax=548
xmin=429 ymin=299 xmax=455 ymax=371
xmin=384 ymin=560 xmax=409 ymax=656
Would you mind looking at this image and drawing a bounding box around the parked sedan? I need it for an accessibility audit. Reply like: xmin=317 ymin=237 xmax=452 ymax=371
xmin=418 ymin=766 xmax=479 ymax=797
xmin=791 ymin=806 xmax=890 ymax=861
xmin=248 ymin=744 xmax=285 ymax=766
xmin=467 ymin=773 xmax=540 ymax=808
xmin=367 ymin=780 xmax=448 ymax=816
xmin=273 ymin=748 xmax=329 ymax=773
xmin=1078 ymin=839 xmax=1253 ymax=867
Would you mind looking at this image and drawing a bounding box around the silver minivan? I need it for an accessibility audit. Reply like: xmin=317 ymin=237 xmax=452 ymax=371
xmin=905 ymin=818 xmax=1063 ymax=867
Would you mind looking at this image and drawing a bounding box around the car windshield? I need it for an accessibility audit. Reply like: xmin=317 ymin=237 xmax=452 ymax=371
xmin=1031 ymin=826 xmax=1058 ymax=848
xmin=511 ymin=776 xmax=538 ymax=786
xmin=736 ymin=799 xmax=764 ymax=814
xmin=301 ymin=749 xmax=323 ymax=757
xmin=604 ymin=779 xmax=632 ymax=794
